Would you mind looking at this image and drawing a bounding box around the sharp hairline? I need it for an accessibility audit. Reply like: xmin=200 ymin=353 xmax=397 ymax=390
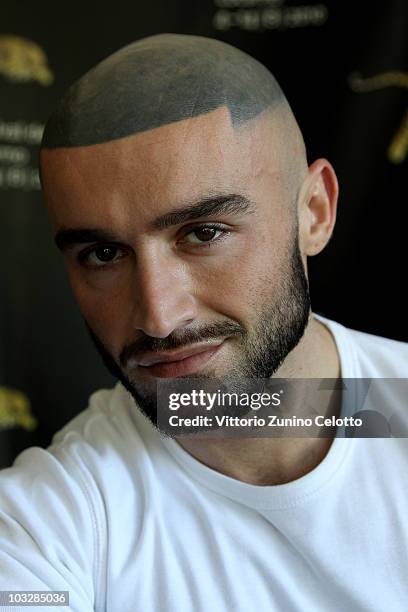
xmin=54 ymin=193 xmax=255 ymax=251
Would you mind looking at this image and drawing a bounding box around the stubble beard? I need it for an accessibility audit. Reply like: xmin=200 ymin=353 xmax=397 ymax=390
xmin=86 ymin=231 xmax=311 ymax=431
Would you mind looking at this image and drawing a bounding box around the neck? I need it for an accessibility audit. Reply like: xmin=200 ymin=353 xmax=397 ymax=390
xmin=175 ymin=313 xmax=342 ymax=486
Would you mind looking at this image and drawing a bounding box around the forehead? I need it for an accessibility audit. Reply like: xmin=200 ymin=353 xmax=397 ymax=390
xmin=41 ymin=107 xmax=283 ymax=229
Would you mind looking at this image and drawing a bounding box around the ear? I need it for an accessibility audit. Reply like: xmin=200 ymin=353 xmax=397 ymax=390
xmin=298 ymin=159 xmax=339 ymax=256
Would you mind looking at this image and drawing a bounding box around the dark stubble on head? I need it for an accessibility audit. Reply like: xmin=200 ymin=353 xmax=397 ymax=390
xmin=86 ymin=226 xmax=310 ymax=430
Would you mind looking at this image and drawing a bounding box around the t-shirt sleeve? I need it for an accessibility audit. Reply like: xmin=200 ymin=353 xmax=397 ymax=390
xmin=0 ymin=445 xmax=105 ymax=612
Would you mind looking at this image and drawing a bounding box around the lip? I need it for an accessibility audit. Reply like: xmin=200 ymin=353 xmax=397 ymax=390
xmin=136 ymin=341 xmax=225 ymax=378
xmin=136 ymin=341 xmax=225 ymax=366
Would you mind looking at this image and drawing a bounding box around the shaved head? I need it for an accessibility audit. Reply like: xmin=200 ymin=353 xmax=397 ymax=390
xmin=41 ymin=33 xmax=302 ymax=152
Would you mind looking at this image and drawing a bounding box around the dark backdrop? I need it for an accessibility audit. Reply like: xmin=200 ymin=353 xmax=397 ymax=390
xmin=1 ymin=0 xmax=407 ymax=466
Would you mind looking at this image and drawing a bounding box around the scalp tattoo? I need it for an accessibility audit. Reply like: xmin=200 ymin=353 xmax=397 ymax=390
xmin=41 ymin=33 xmax=288 ymax=148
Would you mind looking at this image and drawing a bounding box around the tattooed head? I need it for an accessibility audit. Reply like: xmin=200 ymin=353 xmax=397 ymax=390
xmin=42 ymin=33 xmax=290 ymax=148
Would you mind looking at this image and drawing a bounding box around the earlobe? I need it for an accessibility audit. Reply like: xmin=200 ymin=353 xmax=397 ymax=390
xmin=302 ymin=159 xmax=339 ymax=257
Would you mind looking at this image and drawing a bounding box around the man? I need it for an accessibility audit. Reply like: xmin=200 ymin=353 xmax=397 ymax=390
xmin=0 ymin=33 xmax=407 ymax=611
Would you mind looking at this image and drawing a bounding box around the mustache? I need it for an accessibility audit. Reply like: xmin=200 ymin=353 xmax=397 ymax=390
xmin=119 ymin=320 xmax=245 ymax=367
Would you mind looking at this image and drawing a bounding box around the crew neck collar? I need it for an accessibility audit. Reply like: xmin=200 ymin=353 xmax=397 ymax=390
xmin=148 ymin=314 xmax=359 ymax=510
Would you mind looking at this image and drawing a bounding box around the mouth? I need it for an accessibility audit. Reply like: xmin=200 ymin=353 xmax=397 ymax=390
xmin=135 ymin=341 xmax=225 ymax=378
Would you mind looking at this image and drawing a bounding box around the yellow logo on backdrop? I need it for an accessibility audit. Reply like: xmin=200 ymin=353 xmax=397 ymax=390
xmin=349 ymin=71 xmax=408 ymax=164
xmin=0 ymin=34 xmax=54 ymax=86
xmin=0 ymin=386 xmax=37 ymax=431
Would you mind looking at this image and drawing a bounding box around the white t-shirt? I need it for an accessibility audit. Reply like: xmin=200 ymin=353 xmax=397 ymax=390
xmin=1 ymin=315 xmax=408 ymax=612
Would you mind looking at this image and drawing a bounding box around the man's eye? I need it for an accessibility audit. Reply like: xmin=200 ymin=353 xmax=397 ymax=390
xmin=183 ymin=225 xmax=227 ymax=246
xmin=79 ymin=246 xmax=123 ymax=267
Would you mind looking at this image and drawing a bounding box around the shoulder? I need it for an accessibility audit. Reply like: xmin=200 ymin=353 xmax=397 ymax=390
xmin=50 ymin=383 xmax=150 ymax=489
xmin=52 ymin=382 xmax=139 ymax=450
xmin=1 ymin=382 xmax=149 ymax=540
xmin=0 ymin=383 xmax=148 ymax=603
xmin=346 ymin=326 xmax=408 ymax=377
xmin=315 ymin=314 xmax=408 ymax=377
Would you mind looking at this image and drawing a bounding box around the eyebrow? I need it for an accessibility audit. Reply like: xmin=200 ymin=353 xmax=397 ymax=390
xmin=54 ymin=193 xmax=254 ymax=251
xmin=149 ymin=194 xmax=253 ymax=230
xmin=55 ymin=228 xmax=117 ymax=251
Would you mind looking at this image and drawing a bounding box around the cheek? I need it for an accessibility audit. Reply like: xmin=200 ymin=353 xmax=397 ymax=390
xmin=191 ymin=229 xmax=285 ymax=315
xmin=66 ymin=267 xmax=134 ymax=349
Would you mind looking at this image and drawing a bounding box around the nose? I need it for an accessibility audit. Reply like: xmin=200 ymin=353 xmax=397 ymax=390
xmin=130 ymin=249 xmax=198 ymax=338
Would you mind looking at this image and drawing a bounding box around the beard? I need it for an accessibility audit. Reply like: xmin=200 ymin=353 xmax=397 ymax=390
xmin=86 ymin=227 xmax=311 ymax=433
